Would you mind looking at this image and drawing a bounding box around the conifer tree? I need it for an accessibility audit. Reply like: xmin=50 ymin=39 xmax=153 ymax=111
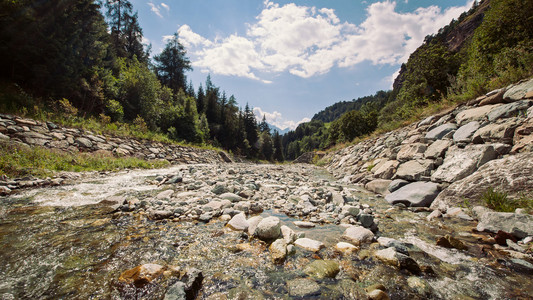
xmin=154 ymin=33 xmax=192 ymax=94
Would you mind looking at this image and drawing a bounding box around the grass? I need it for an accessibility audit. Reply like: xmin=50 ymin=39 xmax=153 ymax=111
xmin=0 ymin=141 xmax=170 ymax=178
xmin=482 ymin=187 xmax=533 ymax=213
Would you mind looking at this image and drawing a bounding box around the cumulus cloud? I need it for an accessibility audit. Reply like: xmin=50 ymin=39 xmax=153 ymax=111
xmin=161 ymin=3 xmax=169 ymax=11
xmin=180 ymin=0 xmax=473 ymax=81
xmin=253 ymin=107 xmax=310 ymax=130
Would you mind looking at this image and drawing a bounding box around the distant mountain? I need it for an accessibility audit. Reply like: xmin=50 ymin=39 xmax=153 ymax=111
xmin=312 ymin=90 xmax=392 ymax=123
xmin=268 ymin=123 xmax=290 ymax=135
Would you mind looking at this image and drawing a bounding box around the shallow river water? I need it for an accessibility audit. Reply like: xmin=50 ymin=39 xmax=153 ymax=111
xmin=0 ymin=164 xmax=531 ymax=299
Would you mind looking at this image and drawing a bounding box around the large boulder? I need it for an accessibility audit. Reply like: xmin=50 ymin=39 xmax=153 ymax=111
xmin=372 ymin=160 xmax=400 ymax=179
xmin=455 ymin=104 xmax=500 ymax=125
xmin=425 ymin=123 xmax=456 ymax=140
xmin=365 ymin=179 xmax=392 ymax=195
xmin=304 ymin=260 xmax=340 ymax=279
xmin=425 ymin=139 xmax=452 ymax=159
xmin=227 ymin=212 xmax=249 ymax=231
xmin=431 ymin=152 xmax=533 ymax=210
xmin=269 ymin=239 xmax=288 ymax=264
xmin=342 ymin=226 xmax=374 ymax=245
xmin=503 ymin=78 xmax=533 ymax=101
xmin=385 ymin=182 xmax=440 ymax=207
xmin=287 ymin=278 xmax=320 ymax=298
xmin=472 ymin=119 xmax=518 ymax=144
xmin=487 ymin=100 xmax=532 ymax=122
xmin=431 ymin=145 xmax=496 ymax=183
xmin=473 ymin=206 xmax=533 ymax=239
xmin=453 ymin=121 xmax=481 ymax=143
xmin=254 ymin=216 xmax=281 ymax=241
xmin=396 ymin=143 xmax=426 ymax=162
xmin=294 ymin=238 xmax=325 ymax=252
xmin=394 ymin=160 xmax=434 ymax=181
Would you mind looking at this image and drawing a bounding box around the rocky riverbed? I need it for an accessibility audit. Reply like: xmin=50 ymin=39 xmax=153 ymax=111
xmin=1 ymin=163 xmax=532 ymax=299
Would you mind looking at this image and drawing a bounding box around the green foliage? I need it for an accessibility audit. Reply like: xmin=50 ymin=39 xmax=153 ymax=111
xmin=105 ymin=99 xmax=124 ymax=122
xmin=482 ymin=188 xmax=533 ymax=213
xmin=0 ymin=141 xmax=169 ymax=178
xmin=154 ymin=33 xmax=192 ymax=93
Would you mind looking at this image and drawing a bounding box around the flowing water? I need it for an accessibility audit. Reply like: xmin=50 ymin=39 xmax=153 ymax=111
xmin=0 ymin=164 xmax=531 ymax=299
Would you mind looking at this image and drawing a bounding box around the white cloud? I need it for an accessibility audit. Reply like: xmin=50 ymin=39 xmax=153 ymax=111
xmin=180 ymin=1 xmax=473 ymax=81
xmin=148 ymin=2 xmax=171 ymax=18
xmin=253 ymin=107 xmax=310 ymax=130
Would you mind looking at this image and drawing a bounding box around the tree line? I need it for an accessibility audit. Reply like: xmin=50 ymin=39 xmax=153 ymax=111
xmin=0 ymin=0 xmax=283 ymax=161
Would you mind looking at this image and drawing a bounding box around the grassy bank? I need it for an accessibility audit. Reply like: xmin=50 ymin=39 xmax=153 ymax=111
xmin=0 ymin=141 xmax=170 ymax=178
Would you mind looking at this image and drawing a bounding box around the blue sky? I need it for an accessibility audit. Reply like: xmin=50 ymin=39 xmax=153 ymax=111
xmin=130 ymin=0 xmax=474 ymax=130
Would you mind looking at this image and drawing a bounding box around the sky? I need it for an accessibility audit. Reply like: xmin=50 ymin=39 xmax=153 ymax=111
xmin=130 ymin=0 xmax=474 ymax=130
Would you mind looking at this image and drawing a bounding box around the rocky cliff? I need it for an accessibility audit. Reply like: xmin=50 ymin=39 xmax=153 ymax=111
xmin=324 ymin=78 xmax=533 ymax=210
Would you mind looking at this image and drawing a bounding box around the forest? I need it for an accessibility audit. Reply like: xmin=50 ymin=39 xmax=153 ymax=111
xmin=0 ymin=0 xmax=282 ymax=161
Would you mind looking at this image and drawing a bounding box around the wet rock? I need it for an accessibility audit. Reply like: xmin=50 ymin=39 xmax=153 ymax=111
xmin=365 ymin=179 xmax=392 ymax=195
xmin=294 ymin=238 xmax=325 ymax=252
xmin=341 ymin=205 xmax=360 ymax=217
xmin=294 ymin=221 xmax=315 ymax=228
xmin=342 ymin=226 xmax=374 ymax=245
xmin=164 ymin=282 xmax=185 ymax=300
xmin=367 ymin=288 xmax=390 ymax=300
xmin=0 ymin=186 xmax=12 ymax=195
xmin=167 ymin=175 xmax=183 ymax=184
xmin=426 ymin=209 xmax=442 ymax=221
xmin=394 ymin=159 xmax=434 ymax=181
xmin=436 ymin=235 xmax=467 ymax=250
xmin=269 ymin=238 xmax=288 ymax=264
xmin=431 ymin=145 xmax=496 ymax=183
xmin=432 ymin=152 xmax=533 ymax=210
xmin=426 ymin=123 xmax=456 ymax=140
xmin=335 ymin=242 xmax=358 ymax=253
xmin=148 ymin=210 xmax=174 ymax=220
xmin=377 ymin=237 xmax=409 ymax=255
xmin=304 ymin=260 xmax=340 ymax=279
xmin=254 ymin=216 xmax=281 ymax=241
xmin=374 ymin=247 xmax=421 ymax=274
xmin=118 ymin=263 xmax=165 ymax=288
xmin=494 ymin=230 xmax=517 ymax=246
xmin=227 ymin=212 xmax=249 ymax=231
xmin=407 ymin=276 xmax=432 ymax=296
xmin=287 ymin=278 xmax=320 ymax=298
xmin=385 ymin=182 xmax=440 ymax=207
xmin=358 ymin=213 xmax=374 ymax=229
xmin=505 ymin=258 xmax=533 ymax=274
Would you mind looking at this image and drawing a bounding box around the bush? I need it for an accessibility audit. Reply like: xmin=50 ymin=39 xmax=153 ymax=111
xmin=482 ymin=187 xmax=533 ymax=212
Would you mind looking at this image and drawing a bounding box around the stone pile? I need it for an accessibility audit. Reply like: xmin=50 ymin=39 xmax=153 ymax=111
xmin=324 ymin=78 xmax=533 ymax=210
xmin=0 ymin=113 xmax=226 ymax=165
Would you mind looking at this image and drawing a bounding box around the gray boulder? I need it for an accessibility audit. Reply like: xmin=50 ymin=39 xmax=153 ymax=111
xmin=431 ymin=145 xmax=496 ymax=183
xmin=342 ymin=226 xmax=374 ymax=245
xmin=365 ymin=179 xmax=392 ymax=195
xmin=425 ymin=123 xmax=456 ymax=140
xmin=254 ymin=216 xmax=281 ymax=241
xmin=394 ymin=159 xmax=434 ymax=181
xmin=397 ymin=143 xmax=426 ymax=162
xmin=487 ymin=100 xmax=532 ymax=122
xmin=431 ymin=152 xmax=533 ymax=210
xmin=385 ymin=182 xmax=440 ymax=207
xmin=227 ymin=212 xmax=249 ymax=231
xmin=453 ymin=121 xmax=481 ymax=143
xmin=503 ymin=78 xmax=533 ymax=101
xmin=473 ymin=206 xmax=533 ymax=239
xmin=388 ymin=179 xmax=409 ymax=192
xmin=287 ymin=278 xmax=320 ymax=298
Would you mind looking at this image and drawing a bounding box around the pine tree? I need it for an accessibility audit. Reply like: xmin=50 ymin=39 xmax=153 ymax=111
xmin=259 ymin=115 xmax=270 ymax=133
xmin=154 ymin=32 xmax=192 ymax=93
xmin=273 ymin=131 xmax=284 ymax=161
